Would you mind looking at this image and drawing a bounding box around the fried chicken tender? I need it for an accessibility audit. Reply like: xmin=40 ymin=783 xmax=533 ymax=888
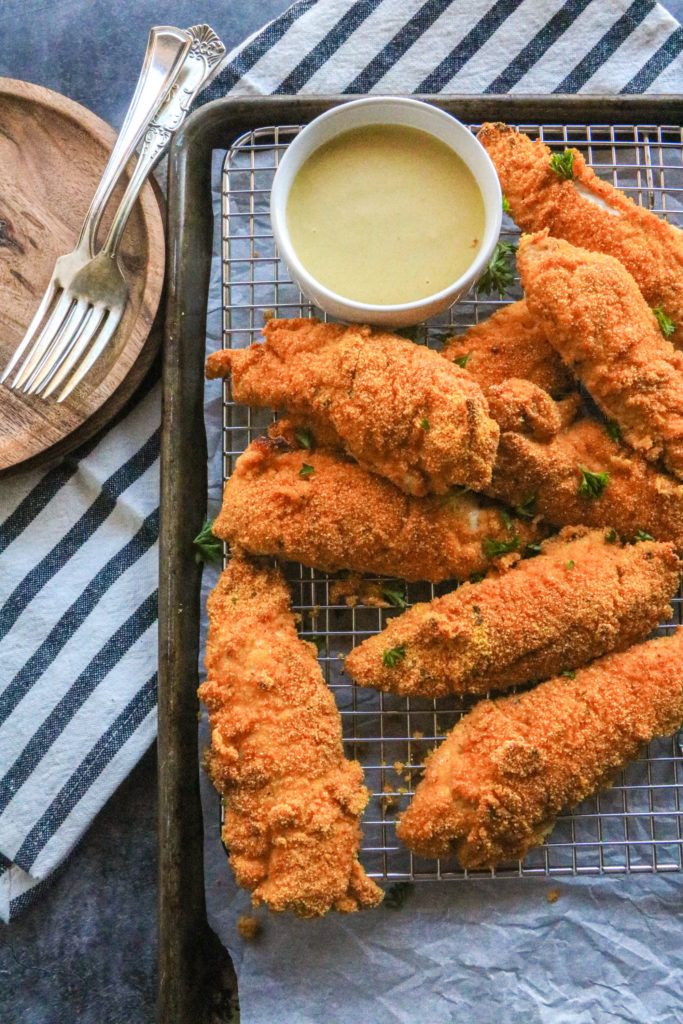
xmin=488 ymin=413 xmax=683 ymax=552
xmin=198 ymin=557 xmax=383 ymax=917
xmin=478 ymin=123 xmax=683 ymax=345
xmin=214 ymin=436 xmax=541 ymax=583
xmin=519 ymin=231 xmax=683 ymax=481
xmin=442 ymin=299 xmax=573 ymax=396
xmin=205 ymin=317 xmax=499 ymax=495
xmin=344 ymin=527 xmax=680 ymax=699
xmin=485 ymin=378 xmax=581 ymax=441
xmin=397 ymin=628 xmax=683 ymax=866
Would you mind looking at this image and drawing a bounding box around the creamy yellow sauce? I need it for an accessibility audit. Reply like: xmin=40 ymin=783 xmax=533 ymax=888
xmin=286 ymin=124 xmax=485 ymax=305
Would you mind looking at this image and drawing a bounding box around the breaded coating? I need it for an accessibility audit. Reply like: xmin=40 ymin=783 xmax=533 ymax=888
xmin=198 ymin=557 xmax=383 ymax=917
xmin=214 ymin=436 xmax=541 ymax=583
xmin=488 ymin=414 xmax=683 ymax=552
xmin=397 ymin=629 xmax=683 ymax=866
xmin=485 ymin=378 xmax=581 ymax=441
xmin=478 ymin=123 xmax=683 ymax=345
xmin=519 ymin=232 xmax=683 ymax=481
xmin=205 ymin=317 xmax=499 ymax=495
xmin=442 ymin=299 xmax=573 ymax=396
xmin=344 ymin=527 xmax=680 ymax=698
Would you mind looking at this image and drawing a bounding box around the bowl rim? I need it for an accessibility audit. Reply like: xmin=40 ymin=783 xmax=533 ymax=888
xmin=269 ymin=95 xmax=502 ymax=316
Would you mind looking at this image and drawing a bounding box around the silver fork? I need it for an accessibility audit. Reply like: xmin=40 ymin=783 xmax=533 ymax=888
xmin=1 ymin=24 xmax=224 ymax=401
xmin=20 ymin=24 xmax=225 ymax=402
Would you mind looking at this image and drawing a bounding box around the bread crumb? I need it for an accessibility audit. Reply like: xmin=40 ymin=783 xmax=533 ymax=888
xmin=546 ymin=889 xmax=560 ymax=904
xmin=393 ymin=761 xmax=404 ymax=773
xmin=411 ymin=730 xmax=424 ymax=740
xmin=237 ymin=914 xmax=262 ymax=941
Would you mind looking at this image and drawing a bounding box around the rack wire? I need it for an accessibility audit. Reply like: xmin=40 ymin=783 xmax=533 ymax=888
xmin=220 ymin=121 xmax=683 ymax=881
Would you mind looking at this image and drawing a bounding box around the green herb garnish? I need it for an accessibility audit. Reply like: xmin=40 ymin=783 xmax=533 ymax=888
xmin=561 ymin=669 xmax=576 ymax=679
xmin=419 ymin=417 xmax=430 ymax=431
xmin=384 ymin=881 xmax=414 ymax=910
xmin=382 ymin=645 xmax=407 ymax=668
xmin=477 ymin=241 xmax=517 ymax=299
xmin=193 ymin=518 xmax=222 ymax=565
xmin=634 ymin=529 xmax=655 ymax=542
xmin=381 ymin=586 xmax=407 ymax=609
xmin=299 ymin=462 xmax=315 ymax=478
xmin=605 ymin=528 xmax=618 ymax=544
xmin=526 ymin=542 xmax=543 ymax=556
xmin=453 ymin=352 xmax=471 ymax=369
xmin=578 ymin=466 xmax=610 ymax=499
xmin=653 ymin=305 xmax=675 ymax=338
xmin=549 ymin=149 xmax=575 ymax=180
xmin=565 ymin=560 xmax=575 ymax=570
xmin=483 ymin=535 xmax=520 ymax=559
xmin=308 ymin=635 xmax=326 ymax=653
xmin=515 ymin=494 xmax=537 ymax=520
xmin=502 ymin=195 xmax=511 ymax=214
xmin=500 ymin=509 xmax=514 ymax=532
xmin=605 ymin=420 xmax=622 ymax=444
xmin=294 ymin=427 xmax=313 ymax=450
xmin=469 ymin=572 xmax=486 ymax=584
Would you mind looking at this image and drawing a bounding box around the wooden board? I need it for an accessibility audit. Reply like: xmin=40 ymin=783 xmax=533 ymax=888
xmin=0 ymin=77 xmax=165 ymax=474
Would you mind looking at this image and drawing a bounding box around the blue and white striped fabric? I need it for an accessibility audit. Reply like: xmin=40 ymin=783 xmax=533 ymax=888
xmin=1 ymin=0 xmax=681 ymax=922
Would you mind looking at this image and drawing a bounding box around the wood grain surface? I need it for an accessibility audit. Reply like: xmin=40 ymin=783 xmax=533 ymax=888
xmin=0 ymin=77 xmax=164 ymax=474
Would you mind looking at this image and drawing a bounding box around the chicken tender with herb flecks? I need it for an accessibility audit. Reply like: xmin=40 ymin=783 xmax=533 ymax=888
xmin=214 ymin=435 xmax=541 ymax=583
xmin=478 ymin=123 xmax=683 ymax=347
xmin=206 ymin=317 xmax=499 ymax=496
xmin=442 ymin=299 xmax=573 ymax=396
xmin=397 ymin=630 xmax=683 ymax=867
xmin=344 ymin=527 xmax=680 ymax=699
xmin=519 ymin=232 xmax=683 ymax=481
xmin=199 ymin=557 xmax=383 ymax=917
xmin=488 ymin=412 xmax=683 ymax=553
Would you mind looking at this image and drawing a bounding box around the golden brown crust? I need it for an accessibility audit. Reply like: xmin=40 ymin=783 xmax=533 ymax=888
xmin=485 ymin=378 xmax=581 ymax=441
xmin=344 ymin=527 xmax=680 ymax=698
xmin=442 ymin=299 xmax=573 ymax=395
xmin=488 ymin=415 xmax=683 ymax=551
xmin=198 ymin=556 xmax=383 ymax=917
xmin=397 ymin=629 xmax=683 ymax=866
xmin=214 ymin=438 xmax=541 ymax=583
xmin=205 ymin=317 xmax=499 ymax=496
xmin=478 ymin=123 xmax=683 ymax=346
xmin=519 ymin=231 xmax=683 ymax=480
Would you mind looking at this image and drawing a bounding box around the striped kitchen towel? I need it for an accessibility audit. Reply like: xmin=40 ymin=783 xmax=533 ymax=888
xmin=1 ymin=0 xmax=681 ymax=923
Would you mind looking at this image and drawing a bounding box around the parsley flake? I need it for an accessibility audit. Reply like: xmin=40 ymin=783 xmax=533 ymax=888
xmin=453 ymin=352 xmax=471 ymax=369
xmin=653 ymin=305 xmax=675 ymax=338
xmin=549 ymin=149 xmax=575 ymax=180
xmin=565 ymin=560 xmax=575 ymax=570
xmin=477 ymin=241 xmax=517 ymax=299
xmin=516 ymin=494 xmax=537 ymax=519
xmin=605 ymin=420 xmax=622 ymax=444
xmin=634 ymin=529 xmax=654 ymax=542
xmin=500 ymin=509 xmax=514 ymax=532
xmin=561 ymin=669 xmax=576 ymax=679
xmin=419 ymin=417 xmax=430 ymax=431
xmin=381 ymin=586 xmax=407 ymax=609
xmin=605 ymin=528 xmax=618 ymax=544
xmin=294 ymin=427 xmax=314 ymax=450
xmin=193 ymin=519 xmax=222 ymax=565
xmin=299 ymin=462 xmax=315 ymax=478
xmin=308 ymin=635 xmax=326 ymax=653
xmin=578 ymin=466 xmax=610 ymax=499
xmin=382 ymin=644 xmax=406 ymax=668
xmin=384 ymin=881 xmax=414 ymax=910
xmin=502 ymin=195 xmax=511 ymax=214
xmin=526 ymin=542 xmax=543 ymax=556
xmin=483 ymin=535 xmax=520 ymax=559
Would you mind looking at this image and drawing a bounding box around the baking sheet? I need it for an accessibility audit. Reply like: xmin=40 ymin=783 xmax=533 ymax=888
xmin=198 ymin=120 xmax=683 ymax=1019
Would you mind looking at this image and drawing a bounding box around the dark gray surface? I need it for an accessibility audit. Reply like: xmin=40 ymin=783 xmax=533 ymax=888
xmin=0 ymin=1 xmax=681 ymax=1023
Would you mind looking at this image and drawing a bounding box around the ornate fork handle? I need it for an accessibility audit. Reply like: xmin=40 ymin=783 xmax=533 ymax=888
xmin=77 ymin=25 xmax=192 ymax=256
xmin=103 ymin=25 xmax=226 ymax=257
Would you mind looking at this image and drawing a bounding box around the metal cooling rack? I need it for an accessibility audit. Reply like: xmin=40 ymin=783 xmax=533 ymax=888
xmin=220 ymin=121 xmax=683 ymax=881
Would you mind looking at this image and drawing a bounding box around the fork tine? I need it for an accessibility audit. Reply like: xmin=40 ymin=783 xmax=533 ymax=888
xmin=1 ymin=279 xmax=59 ymax=384
xmin=22 ymin=299 xmax=90 ymax=394
xmin=40 ymin=306 xmax=107 ymax=398
xmin=57 ymin=310 xmax=121 ymax=402
xmin=12 ymin=291 xmax=75 ymax=389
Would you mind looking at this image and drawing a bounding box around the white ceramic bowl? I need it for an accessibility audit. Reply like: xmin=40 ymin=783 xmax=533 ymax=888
xmin=270 ymin=97 xmax=502 ymax=328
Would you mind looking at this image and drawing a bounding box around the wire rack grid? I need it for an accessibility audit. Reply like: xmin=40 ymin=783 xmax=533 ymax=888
xmin=219 ymin=120 xmax=683 ymax=882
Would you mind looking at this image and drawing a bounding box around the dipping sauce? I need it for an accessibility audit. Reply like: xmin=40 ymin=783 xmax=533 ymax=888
xmin=286 ymin=124 xmax=485 ymax=306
